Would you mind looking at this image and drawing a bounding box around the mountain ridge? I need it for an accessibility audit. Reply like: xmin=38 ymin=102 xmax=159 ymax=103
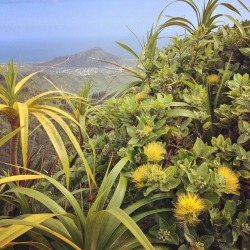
xmin=35 ymin=47 xmax=136 ymax=68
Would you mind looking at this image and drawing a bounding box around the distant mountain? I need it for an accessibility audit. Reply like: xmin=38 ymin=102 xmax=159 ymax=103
xmin=36 ymin=47 xmax=136 ymax=68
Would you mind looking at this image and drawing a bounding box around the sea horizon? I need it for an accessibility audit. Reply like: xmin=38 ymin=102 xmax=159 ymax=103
xmin=0 ymin=36 xmax=150 ymax=64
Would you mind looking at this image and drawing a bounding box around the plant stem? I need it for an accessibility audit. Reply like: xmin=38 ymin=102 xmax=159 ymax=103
xmin=191 ymin=49 xmax=198 ymax=68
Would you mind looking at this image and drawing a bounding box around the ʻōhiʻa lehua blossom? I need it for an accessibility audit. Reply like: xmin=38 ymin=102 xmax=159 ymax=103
xmin=218 ymin=166 xmax=240 ymax=195
xmin=144 ymin=142 xmax=166 ymax=162
xmin=174 ymin=192 xmax=205 ymax=226
xmin=208 ymin=74 xmax=220 ymax=84
xmin=135 ymin=92 xmax=145 ymax=101
xmin=131 ymin=164 xmax=151 ymax=188
xmin=144 ymin=125 xmax=153 ymax=133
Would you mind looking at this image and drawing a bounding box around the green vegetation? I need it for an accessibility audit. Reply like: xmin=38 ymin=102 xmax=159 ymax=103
xmin=1 ymin=0 xmax=250 ymax=249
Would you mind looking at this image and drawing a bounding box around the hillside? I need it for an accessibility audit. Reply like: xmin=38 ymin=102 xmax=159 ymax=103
xmin=0 ymin=48 xmax=137 ymax=166
xmin=35 ymin=47 xmax=136 ymax=68
xmin=17 ymin=47 xmax=137 ymax=94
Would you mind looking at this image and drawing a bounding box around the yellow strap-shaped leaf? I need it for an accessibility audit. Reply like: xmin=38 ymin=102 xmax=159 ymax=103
xmin=0 ymin=128 xmax=22 ymax=147
xmin=0 ymin=214 xmax=54 ymax=247
xmin=5 ymin=241 xmax=51 ymax=250
xmin=0 ymin=104 xmax=9 ymax=110
xmin=39 ymin=108 xmax=97 ymax=187
xmin=31 ymin=111 xmax=70 ymax=188
xmin=14 ymin=71 xmax=40 ymax=94
xmin=17 ymin=102 xmax=28 ymax=168
xmin=0 ymin=175 xmax=43 ymax=185
xmin=32 ymin=104 xmax=98 ymax=177
xmin=25 ymin=90 xmax=60 ymax=107
xmin=0 ymin=93 xmax=9 ymax=105
xmin=0 ymin=214 xmax=80 ymax=250
xmin=26 ymin=91 xmax=80 ymax=107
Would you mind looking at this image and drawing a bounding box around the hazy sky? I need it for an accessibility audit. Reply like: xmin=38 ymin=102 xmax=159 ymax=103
xmin=0 ymin=0 xmax=249 ymax=62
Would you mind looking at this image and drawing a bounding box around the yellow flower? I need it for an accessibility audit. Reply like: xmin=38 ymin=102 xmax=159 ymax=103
xmin=144 ymin=142 xmax=166 ymax=162
xmin=135 ymin=92 xmax=145 ymax=101
xmin=218 ymin=166 xmax=239 ymax=195
xmin=131 ymin=164 xmax=151 ymax=188
xmin=144 ymin=125 xmax=153 ymax=133
xmin=208 ymin=74 xmax=220 ymax=85
xmin=174 ymin=192 xmax=205 ymax=226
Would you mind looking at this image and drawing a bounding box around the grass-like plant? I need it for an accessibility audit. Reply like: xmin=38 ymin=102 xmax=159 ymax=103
xmin=0 ymin=61 xmax=95 ymax=188
xmin=0 ymin=158 xmax=169 ymax=249
xmin=159 ymin=0 xmax=245 ymax=35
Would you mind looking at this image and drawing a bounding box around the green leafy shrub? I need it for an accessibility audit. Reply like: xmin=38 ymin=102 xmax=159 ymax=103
xmin=78 ymin=1 xmax=250 ymax=249
xmin=1 ymin=0 xmax=250 ymax=249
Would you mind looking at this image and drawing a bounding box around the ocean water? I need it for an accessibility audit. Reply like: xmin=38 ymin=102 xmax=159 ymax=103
xmin=0 ymin=36 xmax=143 ymax=63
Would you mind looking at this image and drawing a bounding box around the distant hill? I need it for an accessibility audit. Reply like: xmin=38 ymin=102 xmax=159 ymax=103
xmin=17 ymin=47 xmax=137 ymax=95
xmin=36 ymin=47 xmax=136 ymax=68
xmin=0 ymin=48 xmax=138 ymax=166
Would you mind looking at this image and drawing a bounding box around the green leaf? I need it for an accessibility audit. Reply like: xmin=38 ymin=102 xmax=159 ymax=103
xmin=105 ymin=207 xmax=155 ymax=250
xmin=237 ymin=134 xmax=250 ymax=144
xmin=203 ymin=192 xmax=220 ymax=204
xmin=224 ymin=15 xmax=245 ymax=37
xmin=32 ymin=111 xmax=70 ymax=188
xmin=0 ymin=215 xmax=81 ymax=250
xmin=224 ymin=200 xmax=236 ymax=217
xmin=203 ymin=121 xmax=212 ymax=129
xmin=0 ymin=214 xmax=66 ymax=248
xmin=239 ymin=48 xmax=250 ymax=57
xmin=237 ymin=0 xmax=250 ymax=13
xmin=238 ymin=170 xmax=250 ymax=178
xmin=127 ymin=127 xmax=137 ymax=137
xmin=200 ymin=235 xmax=215 ymax=248
xmin=183 ymin=225 xmax=196 ymax=243
xmin=193 ymin=138 xmax=216 ymax=158
xmin=0 ymin=127 xmax=22 ymax=147
xmin=6 ymin=187 xmax=83 ymax=246
xmin=197 ymin=163 xmax=208 ymax=175
xmin=238 ymin=211 xmax=248 ymax=224
xmin=220 ymin=3 xmax=241 ymax=16
xmin=40 ymin=108 xmax=97 ymax=187
xmin=166 ymin=109 xmax=198 ymax=119
xmin=5 ymin=241 xmax=51 ymax=250
xmin=222 ymin=228 xmax=233 ymax=245
xmin=107 ymin=173 xmax=127 ymax=209
xmin=116 ymin=41 xmax=139 ymax=59
xmin=96 ymin=174 xmax=128 ymax=248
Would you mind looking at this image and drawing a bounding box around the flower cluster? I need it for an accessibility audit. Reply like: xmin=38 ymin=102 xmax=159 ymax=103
xmin=144 ymin=142 xmax=166 ymax=162
xmin=208 ymin=74 xmax=220 ymax=85
xmin=174 ymin=192 xmax=205 ymax=226
xmin=135 ymin=92 xmax=145 ymax=101
xmin=157 ymin=228 xmax=171 ymax=242
xmin=131 ymin=163 xmax=170 ymax=189
xmin=218 ymin=166 xmax=239 ymax=195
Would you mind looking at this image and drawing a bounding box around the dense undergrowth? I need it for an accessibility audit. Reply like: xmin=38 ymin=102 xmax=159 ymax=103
xmin=1 ymin=0 xmax=250 ymax=249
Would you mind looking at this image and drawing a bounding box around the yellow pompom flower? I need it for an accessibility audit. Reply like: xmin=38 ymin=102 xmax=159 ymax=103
xmin=131 ymin=164 xmax=151 ymax=188
xmin=144 ymin=142 xmax=166 ymax=162
xmin=218 ymin=166 xmax=239 ymax=195
xmin=144 ymin=125 xmax=153 ymax=133
xmin=208 ymin=74 xmax=220 ymax=85
xmin=135 ymin=92 xmax=145 ymax=101
xmin=174 ymin=192 xmax=205 ymax=226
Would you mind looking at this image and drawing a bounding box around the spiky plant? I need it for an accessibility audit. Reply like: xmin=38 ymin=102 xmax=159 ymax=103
xmin=0 ymin=61 xmax=95 ymax=188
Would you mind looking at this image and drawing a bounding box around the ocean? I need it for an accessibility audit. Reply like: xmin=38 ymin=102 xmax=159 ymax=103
xmin=0 ymin=36 xmax=142 ymax=63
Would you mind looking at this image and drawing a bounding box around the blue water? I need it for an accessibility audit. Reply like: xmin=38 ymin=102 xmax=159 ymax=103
xmin=0 ymin=36 xmax=143 ymax=63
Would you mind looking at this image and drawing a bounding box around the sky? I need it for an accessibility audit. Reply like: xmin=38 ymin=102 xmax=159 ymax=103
xmin=0 ymin=0 xmax=249 ymax=62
